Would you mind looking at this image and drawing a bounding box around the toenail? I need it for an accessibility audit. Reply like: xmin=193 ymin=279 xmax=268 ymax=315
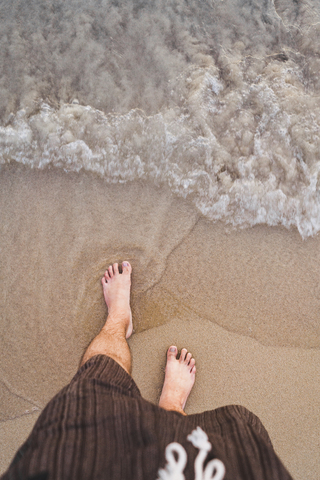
xmin=169 ymin=347 xmax=176 ymax=352
xmin=123 ymin=262 xmax=129 ymax=266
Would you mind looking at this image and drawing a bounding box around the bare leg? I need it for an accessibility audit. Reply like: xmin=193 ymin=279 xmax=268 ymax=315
xmin=80 ymin=261 xmax=133 ymax=375
xmin=159 ymin=346 xmax=196 ymax=415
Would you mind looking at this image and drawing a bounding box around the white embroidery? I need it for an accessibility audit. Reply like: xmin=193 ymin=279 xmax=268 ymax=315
xmin=156 ymin=427 xmax=225 ymax=480
xmin=157 ymin=442 xmax=187 ymax=480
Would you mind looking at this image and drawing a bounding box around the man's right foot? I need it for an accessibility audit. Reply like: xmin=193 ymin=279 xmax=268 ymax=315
xmin=159 ymin=346 xmax=196 ymax=415
xmin=101 ymin=261 xmax=133 ymax=338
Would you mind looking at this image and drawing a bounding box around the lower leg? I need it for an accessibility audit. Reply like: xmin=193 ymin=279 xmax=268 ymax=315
xmin=80 ymin=261 xmax=133 ymax=375
xmin=80 ymin=317 xmax=132 ymax=374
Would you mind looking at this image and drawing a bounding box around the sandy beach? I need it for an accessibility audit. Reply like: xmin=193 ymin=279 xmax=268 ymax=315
xmin=0 ymin=165 xmax=319 ymax=479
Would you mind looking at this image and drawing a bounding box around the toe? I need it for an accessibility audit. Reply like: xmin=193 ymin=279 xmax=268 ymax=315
xmin=179 ymin=348 xmax=188 ymax=362
xmin=167 ymin=346 xmax=178 ymax=360
xmin=108 ymin=265 xmax=114 ymax=277
xmin=191 ymin=365 xmax=196 ymax=374
xmin=113 ymin=263 xmax=119 ymax=274
xmin=101 ymin=276 xmax=107 ymax=286
xmin=189 ymin=358 xmax=195 ymax=370
xmin=122 ymin=261 xmax=132 ymax=275
xmin=186 ymin=352 xmax=192 ymax=364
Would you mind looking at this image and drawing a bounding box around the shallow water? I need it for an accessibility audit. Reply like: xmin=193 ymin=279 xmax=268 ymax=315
xmin=1 ymin=0 xmax=320 ymax=237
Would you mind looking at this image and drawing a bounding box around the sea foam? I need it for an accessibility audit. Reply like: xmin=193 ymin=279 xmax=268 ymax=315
xmin=1 ymin=0 xmax=320 ymax=238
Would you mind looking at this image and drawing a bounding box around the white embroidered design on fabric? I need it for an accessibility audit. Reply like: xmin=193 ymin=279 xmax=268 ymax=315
xmin=156 ymin=426 xmax=225 ymax=480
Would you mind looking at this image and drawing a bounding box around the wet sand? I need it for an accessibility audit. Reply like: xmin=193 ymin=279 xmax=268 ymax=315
xmin=0 ymin=165 xmax=319 ymax=479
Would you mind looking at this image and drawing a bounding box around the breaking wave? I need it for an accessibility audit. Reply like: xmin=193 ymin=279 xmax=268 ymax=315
xmin=1 ymin=0 xmax=320 ymax=238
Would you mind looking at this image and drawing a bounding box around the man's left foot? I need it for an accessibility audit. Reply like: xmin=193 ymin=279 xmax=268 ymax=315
xmin=159 ymin=346 xmax=196 ymax=415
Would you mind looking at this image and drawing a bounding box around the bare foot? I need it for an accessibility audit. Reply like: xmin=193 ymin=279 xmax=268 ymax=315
xmin=159 ymin=346 xmax=196 ymax=415
xmin=101 ymin=261 xmax=133 ymax=338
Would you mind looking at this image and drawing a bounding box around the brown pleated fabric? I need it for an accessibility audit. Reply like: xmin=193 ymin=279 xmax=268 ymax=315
xmin=1 ymin=355 xmax=294 ymax=480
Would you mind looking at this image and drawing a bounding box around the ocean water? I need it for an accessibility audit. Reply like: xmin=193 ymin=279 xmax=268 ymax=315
xmin=1 ymin=0 xmax=320 ymax=238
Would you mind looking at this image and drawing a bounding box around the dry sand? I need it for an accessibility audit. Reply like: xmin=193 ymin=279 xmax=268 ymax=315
xmin=0 ymin=164 xmax=319 ymax=479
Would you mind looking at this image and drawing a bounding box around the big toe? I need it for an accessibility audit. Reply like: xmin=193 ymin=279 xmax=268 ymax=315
xmin=167 ymin=345 xmax=178 ymax=360
xmin=122 ymin=261 xmax=132 ymax=275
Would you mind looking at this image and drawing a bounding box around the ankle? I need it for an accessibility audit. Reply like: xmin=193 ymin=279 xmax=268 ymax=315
xmin=107 ymin=307 xmax=130 ymax=323
xmin=159 ymin=397 xmax=186 ymax=415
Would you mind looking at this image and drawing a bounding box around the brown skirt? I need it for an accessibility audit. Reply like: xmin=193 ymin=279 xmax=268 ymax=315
xmin=1 ymin=355 xmax=294 ymax=480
